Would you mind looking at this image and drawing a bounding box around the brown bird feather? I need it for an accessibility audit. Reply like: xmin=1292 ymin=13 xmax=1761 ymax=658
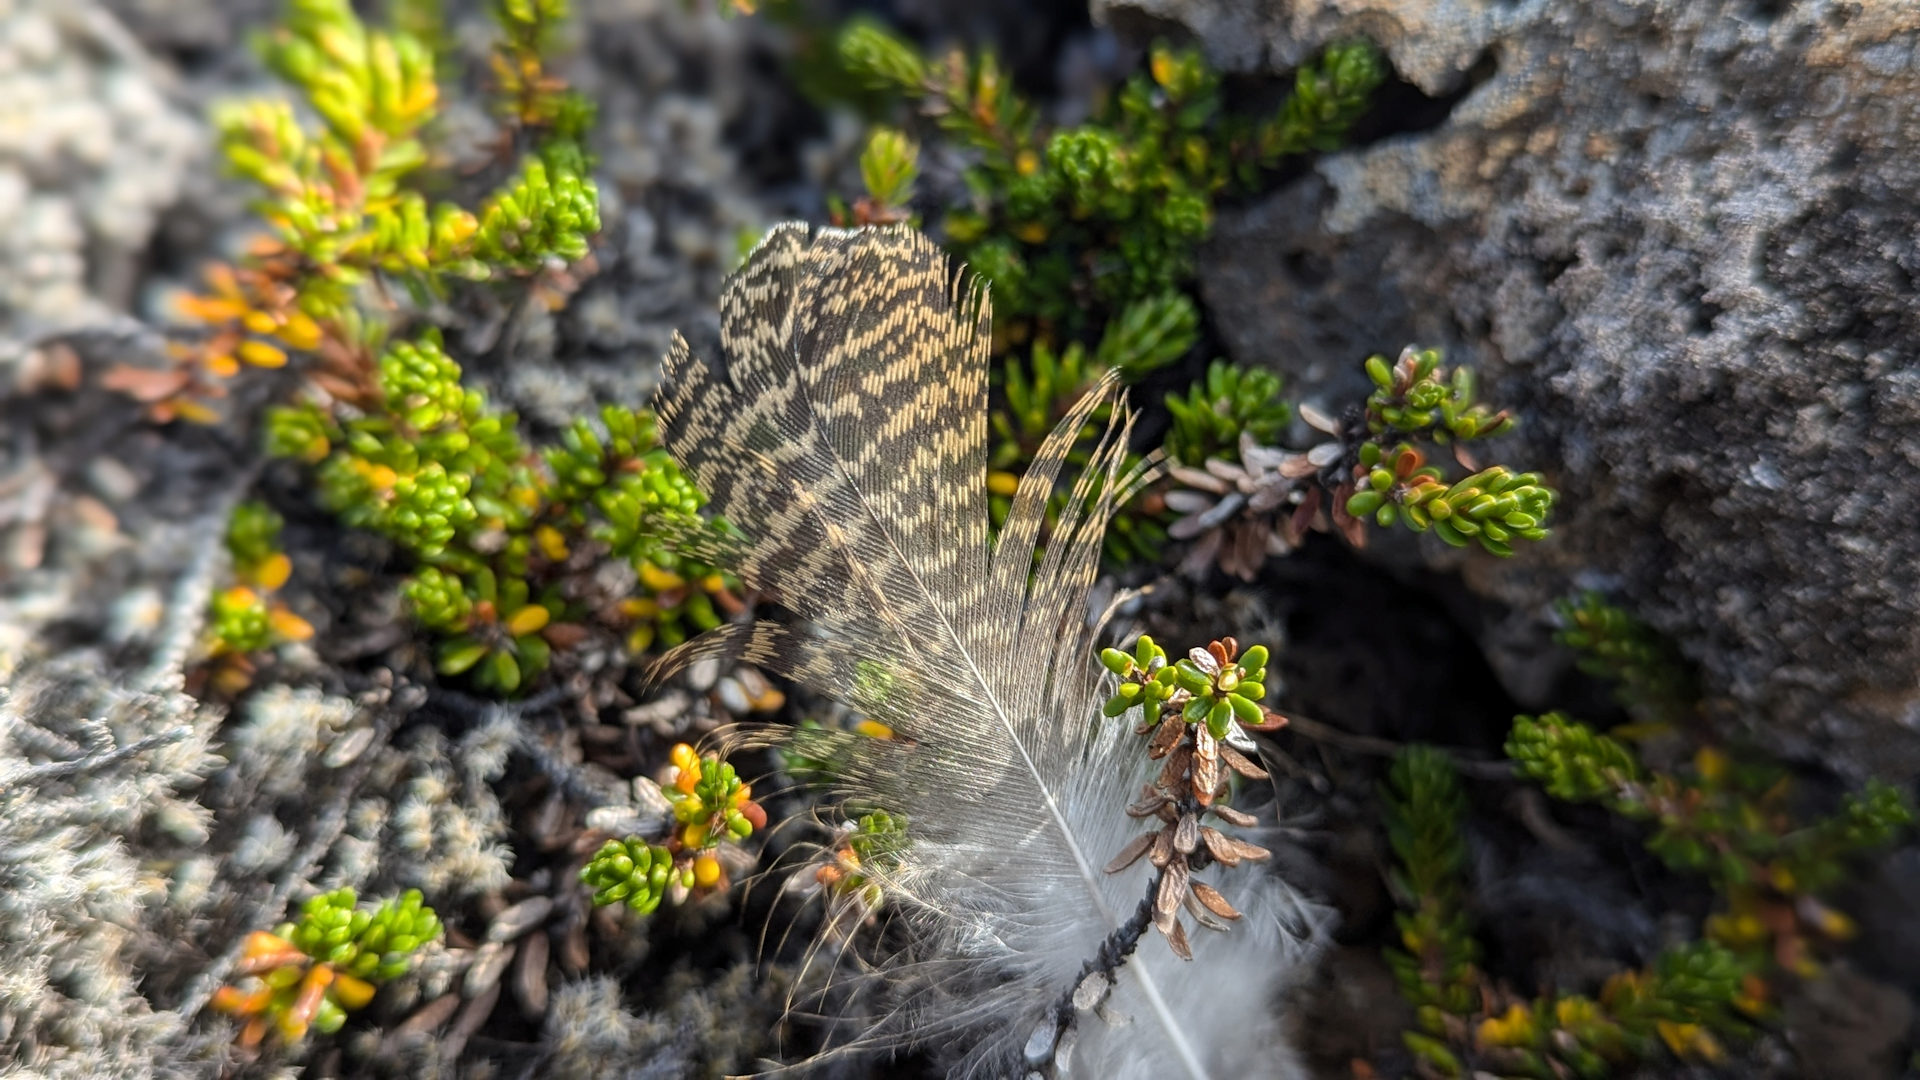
xmin=647 ymin=224 xmax=1321 ymax=1080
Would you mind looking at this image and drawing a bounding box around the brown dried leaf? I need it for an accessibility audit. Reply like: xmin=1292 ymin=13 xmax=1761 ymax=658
xmin=513 ymin=926 xmax=549 ymax=1018
xmin=99 ymin=364 xmax=192 ymax=403
xmin=1165 ymin=916 xmax=1193 ymax=960
xmin=1167 ymin=464 xmax=1231 ymax=494
xmin=1220 ymin=743 xmax=1270 ymax=780
xmin=1127 ymin=785 xmax=1171 ymax=818
xmin=560 ymin=917 xmax=590 ymax=974
xmin=1105 ymin=832 xmax=1155 ymax=874
xmin=1279 ymin=453 xmax=1321 ymax=479
xmin=1243 ymin=708 xmax=1291 ymax=733
xmin=1297 ymin=401 xmax=1340 ymax=435
xmin=1156 ymin=859 xmax=1189 ymax=921
xmin=1333 ymin=482 xmax=1368 ymax=547
xmin=487 ymin=896 xmax=554 ymax=942
xmin=1152 ymin=896 xmax=1178 ymax=938
xmin=1183 ymin=888 xmax=1232 ymax=932
xmin=1192 ymin=724 xmax=1220 ymax=808
xmin=1284 ymin=487 xmax=1321 ymax=545
xmin=1149 ymin=824 xmax=1175 ymax=869
xmin=1190 ymin=880 xmax=1242 ymax=921
xmin=1210 ymin=803 xmax=1257 ymax=828
xmin=1173 ymin=812 xmax=1198 ymax=855
xmin=393 ymin=993 xmax=461 ymax=1039
xmin=1200 ymin=827 xmax=1241 ymax=867
xmin=463 ymin=941 xmax=514 ymax=998
xmin=1217 ymin=832 xmax=1272 ymax=863
xmin=1147 ymin=713 xmax=1184 ymax=759
xmin=1157 ymin=743 xmax=1192 ymax=793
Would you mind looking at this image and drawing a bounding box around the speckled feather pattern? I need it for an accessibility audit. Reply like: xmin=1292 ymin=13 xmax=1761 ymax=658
xmin=651 ymin=224 xmax=1321 ymax=1079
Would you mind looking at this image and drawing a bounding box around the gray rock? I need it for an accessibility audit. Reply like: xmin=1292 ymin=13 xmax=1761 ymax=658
xmin=0 ymin=0 xmax=202 ymax=352
xmin=1097 ymin=0 xmax=1920 ymax=776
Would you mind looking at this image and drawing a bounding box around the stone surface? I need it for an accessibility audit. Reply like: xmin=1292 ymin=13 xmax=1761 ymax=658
xmin=0 ymin=0 xmax=202 ymax=351
xmin=1096 ymin=0 xmax=1920 ymax=776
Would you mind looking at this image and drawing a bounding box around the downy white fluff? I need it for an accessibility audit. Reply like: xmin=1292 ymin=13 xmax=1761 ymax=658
xmin=651 ymin=223 xmax=1328 ymax=1078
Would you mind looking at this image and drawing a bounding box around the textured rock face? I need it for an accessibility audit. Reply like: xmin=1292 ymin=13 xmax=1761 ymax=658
xmin=1096 ymin=0 xmax=1920 ymax=775
xmin=0 ymin=0 xmax=202 ymax=350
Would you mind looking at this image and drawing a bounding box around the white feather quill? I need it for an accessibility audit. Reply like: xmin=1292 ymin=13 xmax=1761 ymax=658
xmin=650 ymin=223 xmax=1327 ymax=1078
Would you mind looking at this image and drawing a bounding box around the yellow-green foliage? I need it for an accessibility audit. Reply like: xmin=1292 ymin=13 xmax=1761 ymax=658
xmin=582 ymin=744 xmax=768 ymax=914
xmin=210 ymin=0 xmax=598 ymax=325
xmin=1383 ymin=596 xmax=1913 ymax=1079
xmin=1344 ymin=348 xmax=1555 ymax=557
xmin=209 ymin=501 xmax=313 ymax=679
xmin=212 ymin=889 xmax=442 ymax=1046
xmin=839 ymin=26 xmax=1384 ymax=330
xmin=831 ymin=23 xmax=1386 ymax=567
xmin=187 ymin=0 xmax=735 ymax=696
xmin=1508 ymin=712 xmax=1912 ymax=974
xmin=266 ymin=329 xmax=724 ymax=693
xmin=1385 ymin=746 xmax=1754 ymax=1079
xmin=1554 ymin=591 xmax=1698 ymax=727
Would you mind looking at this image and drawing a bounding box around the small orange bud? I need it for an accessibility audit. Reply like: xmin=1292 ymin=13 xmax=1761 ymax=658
xmin=638 ymin=562 xmax=686 ymax=593
xmin=625 ymin=624 xmax=655 ymax=654
xmin=170 ymin=397 xmax=223 ymax=425
xmin=534 ymin=524 xmax=569 ymax=562
xmin=279 ymin=311 xmax=323 ymax=351
xmin=330 ymin=972 xmax=376 ymax=1011
xmin=238 ymin=340 xmax=289 ymax=368
xmin=506 ymin=605 xmax=550 ymax=636
xmin=692 ymin=853 xmax=722 ymax=888
xmin=211 ymin=658 xmax=255 ymax=695
xmin=269 ymin=607 xmax=315 ymax=642
xmin=253 ymin=552 xmax=293 ymax=591
xmin=365 ymin=464 xmax=398 ymax=492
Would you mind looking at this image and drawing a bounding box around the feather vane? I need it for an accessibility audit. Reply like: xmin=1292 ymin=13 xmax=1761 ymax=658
xmin=652 ymin=224 xmax=1324 ymax=1079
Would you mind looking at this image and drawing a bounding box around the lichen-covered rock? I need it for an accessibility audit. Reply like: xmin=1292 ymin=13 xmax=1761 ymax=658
xmin=0 ymin=0 xmax=202 ymax=350
xmin=1095 ymin=0 xmax=1920 ymax=776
